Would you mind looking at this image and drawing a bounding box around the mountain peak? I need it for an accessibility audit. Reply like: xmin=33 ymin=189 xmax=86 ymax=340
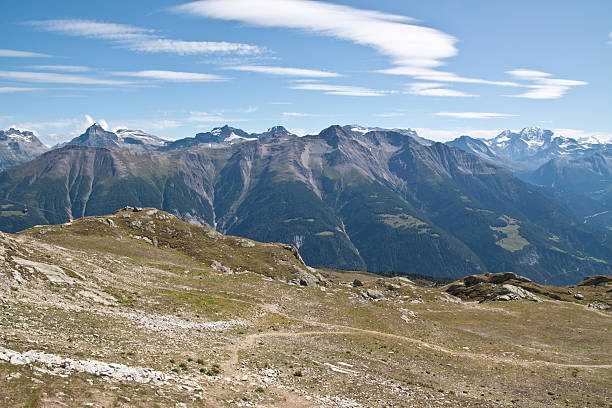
xmin=266 ymin=125 xmax=290 ymax=134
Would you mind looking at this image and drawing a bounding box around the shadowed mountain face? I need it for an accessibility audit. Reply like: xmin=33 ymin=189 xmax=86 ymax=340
xmin=0 ymin=125 xmax=610 ymax=284
xmin=0 ymin=128 xmax=49 ymax=171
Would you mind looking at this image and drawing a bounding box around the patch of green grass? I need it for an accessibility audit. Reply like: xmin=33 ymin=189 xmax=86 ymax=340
xmin=490 ymin=215 xmax=529 ymax=252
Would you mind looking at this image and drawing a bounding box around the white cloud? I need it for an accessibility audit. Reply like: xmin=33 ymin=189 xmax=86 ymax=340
xmin=0 ymin=49 xmax=50 ymax=58
xmin=0 ymin=70 xmax=130 ymax=85
xmin=116 ymin=70 xmax=225 ymax=82
xmin=133 ymin=39 xmax=261 ymax=55
xmin=282 ymin=112 xmax=314 ymax=117
xmin=553 ymin=128 xmax=612 ymax=143
xmin=227 ymin=65 xmax=340 ymax=77
xmin=434 ymin=112 xmax=518 ymax=119
xmin=407 ymin=82 xmax=477 ymax=97
xmin=383 ymin=67 xmax=521 ymax=87
xmin=0 ymin=87 xmax=40 ymax=93
xmin=374 ymin=112 xmax=405 ymax=118
xmin=174 ymin=0 xmax=456 ymax=70
xmin=30 ymin=65 xmax=90 ymax=72
xmin=413 ymin=128 xmax=502 ymax=142
xmin=187 ymin=111 xmax=246 ymax=123
xmin=8 ymin=114 xmax=109 ymax=143
xmin=505 ymin=69 xmax=587 ymax=99
xmin=289 ymin=82 xmax=394 ymax=96
xmin=30 ymin=19 xmax=263 ymax=56
xmin=113 ymin=119 xmax=182 ymax=131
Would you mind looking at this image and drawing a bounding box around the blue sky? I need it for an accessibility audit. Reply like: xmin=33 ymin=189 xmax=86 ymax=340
xmin=1 ymin=0 xmax=611 ymax=144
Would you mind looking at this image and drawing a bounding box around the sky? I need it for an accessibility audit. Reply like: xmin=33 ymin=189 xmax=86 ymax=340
xmin=1 ymin=0 xmax=611 ymax=144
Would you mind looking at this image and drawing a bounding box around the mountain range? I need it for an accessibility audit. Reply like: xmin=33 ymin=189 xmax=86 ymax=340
xmin=446 ymin=128 xmax=612 ymax=232
xmin=0 ymin=128 xmax=49 ymax=171
xmin=0 ymin=123 xmax=610 ymax=285
xmin=446 ymin=127 xmax=610 ymax=172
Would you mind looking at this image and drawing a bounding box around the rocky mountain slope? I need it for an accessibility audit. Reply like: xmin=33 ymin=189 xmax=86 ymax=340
xmin=0 ymin=208 xmax=610 ymax=407
xmin=0 ymin=128 xmax=49 ymax=171
xmin=0 ymin=125 xmax=610 ymax=285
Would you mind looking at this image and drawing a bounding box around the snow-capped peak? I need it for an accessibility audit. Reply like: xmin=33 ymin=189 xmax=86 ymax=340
xmin=2 ymin=128 xmax=37 ymax=143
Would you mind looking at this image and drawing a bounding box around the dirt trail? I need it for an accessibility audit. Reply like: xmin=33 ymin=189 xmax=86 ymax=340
xmin=222 ymin=306 xmax=612 ymax=379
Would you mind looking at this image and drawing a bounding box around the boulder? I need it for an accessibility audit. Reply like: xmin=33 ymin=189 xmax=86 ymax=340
xmin=574 ymin=293 xmax=584 ymax=300
xmin=211 ymin=260 xmax=233 ymax=274
xmin=352 ymin=279 xmax=363 ymax=287
xmin=365 ymin=289 xmax=384 ymax=300
xmin=294 ymin=267 xmax=318 ymax=287
xmin=587 ymin=302 xmax=610 ymax=311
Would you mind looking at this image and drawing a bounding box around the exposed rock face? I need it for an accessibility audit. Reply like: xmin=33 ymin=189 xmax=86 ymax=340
xmin=489 ymin=284 xmax=542 ymax=302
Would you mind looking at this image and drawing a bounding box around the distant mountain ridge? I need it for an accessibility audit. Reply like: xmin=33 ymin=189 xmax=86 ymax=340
xmin=0 ymin=128 xmax=49 ymax=171
xmin=447 ymin=127 xmax=610 ymax=172
xmin=0 ymin=124 xmax=610 ymax=285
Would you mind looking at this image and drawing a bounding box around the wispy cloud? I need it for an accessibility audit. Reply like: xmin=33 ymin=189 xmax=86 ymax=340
xmin=0 ymin=49 xmax=50 ymax=58
xmin=30 ymin=65 xmax=90 ymax=72
xmin=383 ymin=67 xmax=521 ymax=87
xmin=113 ymin=119 xmax=182 ymax=131
xmin=115 ymin=70 xmax=225 ymax=82
xmin=434 ymin=112 xmax=518 ymax=119
xmin=174 ymin=1 xmax=540 ymax=95
xmin=0 ymin=87 xmax=40 ymax=93
xmin=187 ymin=111 xmax=246 ymax=123
xmin=0 ymin=70 xmax=129 ymax=85
xmin=282 ymin=112 xmax=314 ymax=117
xmin=29 ymin=19 xmax=263 ymax=56
xmin=413 ymin=128 xmax=502 ymax=142
xmin=407 ymin=82 xmax=477 ymax=97
xmin=227 ymin=65 xmax=340 ymax=78
xmin=174 ymin=0 xmax=455 ymax=70
xmin=505 ymin=69 xmax=587 ymax=99
xmin=374 ymin=112 xmax=405 ymax=118
xmin=8 ymin=114 xmax=109 ymax=142
xmin=289 ymin=82 xmax=394 ymax=97
xmin=609 ymin=32 xmax=612 ymax=45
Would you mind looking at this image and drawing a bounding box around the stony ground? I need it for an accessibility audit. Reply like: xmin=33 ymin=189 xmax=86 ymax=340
xmin=0 ymin=207 xmax=610 ymax=407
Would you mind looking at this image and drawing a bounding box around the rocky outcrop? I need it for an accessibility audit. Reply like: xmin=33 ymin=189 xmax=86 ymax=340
xmin=0 ymin=347 xmax=168 ymax=384
xmin=487 ymin=284 xmax=541 ymax=302
xmin=446 ymin=272 xmax=541 ymax=302
xmin=578 ymin=275 xmax=612 ymax=286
